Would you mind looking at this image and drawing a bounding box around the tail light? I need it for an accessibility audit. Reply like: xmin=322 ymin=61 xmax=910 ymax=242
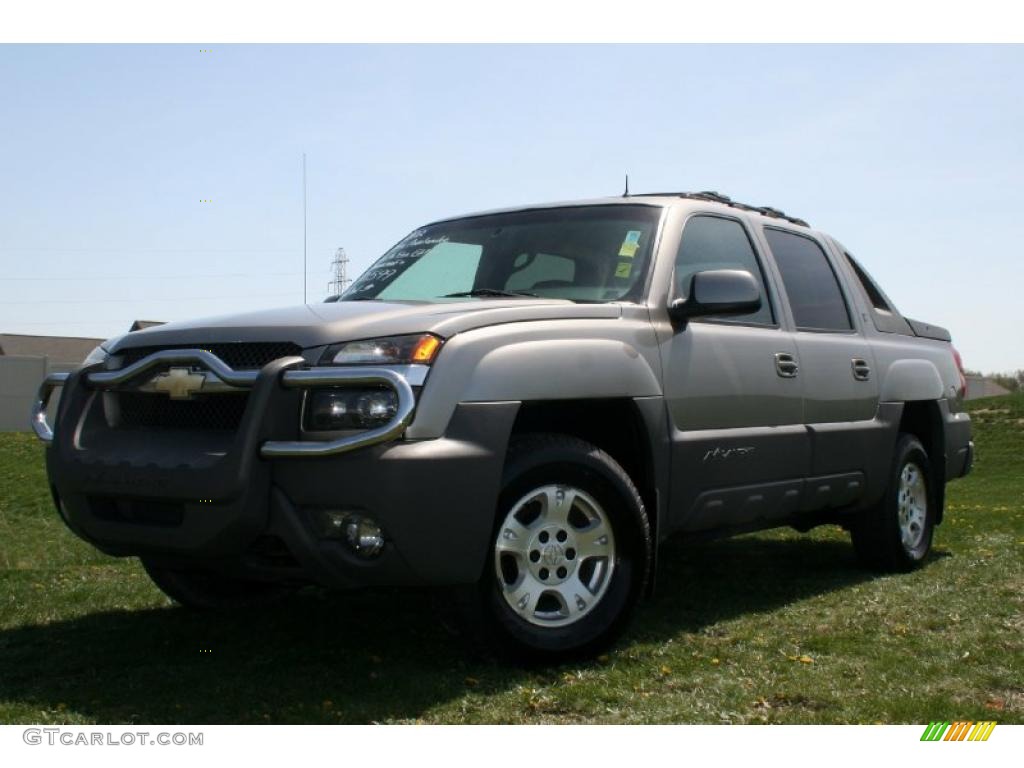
xmin=951 ymin=346 xmax=967 ymax=399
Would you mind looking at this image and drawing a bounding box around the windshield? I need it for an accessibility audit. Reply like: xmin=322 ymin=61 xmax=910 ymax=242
xmin=341 ymin=205 xmax=662 ymax=303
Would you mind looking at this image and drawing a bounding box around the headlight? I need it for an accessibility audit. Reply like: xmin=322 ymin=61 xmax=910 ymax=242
xmin=322 ymin=333 xmax=442 ymax=366
xmin=305 ymin=387 xmax=399 ymax=431
xmin=82 ymin=345 xmax=109 ymax=367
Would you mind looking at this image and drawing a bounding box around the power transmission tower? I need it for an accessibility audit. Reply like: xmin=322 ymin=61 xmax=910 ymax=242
xmin=327 ymin=248 xmax=351 ymax=297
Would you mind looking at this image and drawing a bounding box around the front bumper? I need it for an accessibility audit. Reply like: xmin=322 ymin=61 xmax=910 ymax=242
xmin=39 ymin=356 xmax=517 ymax=589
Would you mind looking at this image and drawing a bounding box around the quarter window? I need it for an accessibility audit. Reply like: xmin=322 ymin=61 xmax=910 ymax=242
xmin=674 ymin=215 xmax=774 ymax=325
xmin=764 ymin=229 xmax=852 ymax=331
xmin=845 ymin=252 xmax=891 ymax=311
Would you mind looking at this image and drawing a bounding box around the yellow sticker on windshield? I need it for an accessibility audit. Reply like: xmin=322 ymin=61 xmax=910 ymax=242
xmin=618 ymin=230 xmax=642 ymax=258
xmin=615 ymin=261 xmax=632 ymax=278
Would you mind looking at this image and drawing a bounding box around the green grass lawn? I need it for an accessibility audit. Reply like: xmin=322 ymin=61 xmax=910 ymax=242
xmin=1 ymin=396 xmax=1021 ymax=724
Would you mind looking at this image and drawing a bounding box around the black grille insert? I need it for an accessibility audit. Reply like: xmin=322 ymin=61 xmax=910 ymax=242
xmin=119 ymin=342 xmax=303 ymax=371
xmin=116 ymin=392 xmax=249 ymax=431
xmin=245 ymin=535 xmax=301 ymax=569
xmin=90 ymin=497 xmax=184 ymax=527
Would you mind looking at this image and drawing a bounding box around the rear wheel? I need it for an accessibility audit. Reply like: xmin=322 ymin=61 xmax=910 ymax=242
xmin=851 ymin=433 xmax=935 ymax=571
xmin=476 ymin=434 xmax=652 ymax=661
xmin=142 ymin=560 xmax=293 ymax=609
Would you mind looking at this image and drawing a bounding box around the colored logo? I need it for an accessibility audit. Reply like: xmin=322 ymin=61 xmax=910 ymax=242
xmin=920 ymin=721 xmax=996 ymax=741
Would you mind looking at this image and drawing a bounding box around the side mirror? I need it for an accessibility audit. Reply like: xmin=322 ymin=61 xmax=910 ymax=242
xmin=668 ymin=269 xmax=762 ymax=322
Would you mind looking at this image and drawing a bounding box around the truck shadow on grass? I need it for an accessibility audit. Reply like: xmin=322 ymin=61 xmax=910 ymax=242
xmin=0 ymin=534 xmax=909 ymax=724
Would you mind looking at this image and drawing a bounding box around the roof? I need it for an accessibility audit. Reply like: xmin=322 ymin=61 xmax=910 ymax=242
xmin=428 ymin=191 xmax=811 ymax=230
xmin=630 ymin=191 xmax=810 ymax=227
xmin=0 ymin=333 xmax=103 ymax=363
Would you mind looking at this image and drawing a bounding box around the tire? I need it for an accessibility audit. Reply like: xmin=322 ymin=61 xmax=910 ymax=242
xmin=141 ymin=559 xmax=293 ymax=610
xmin=851 ymin=433 xmax=935 ymax=572
xmin=473 ymin=433 xmax=652 ymax=662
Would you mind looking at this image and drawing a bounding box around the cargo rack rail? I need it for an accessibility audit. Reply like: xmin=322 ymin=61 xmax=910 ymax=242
xmin=631 ymin=190 xmax=810 ymax=228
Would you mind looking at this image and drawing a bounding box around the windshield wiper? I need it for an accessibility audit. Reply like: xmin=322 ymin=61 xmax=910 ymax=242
xmin=442 ymin=288 xmax=538 ymax=298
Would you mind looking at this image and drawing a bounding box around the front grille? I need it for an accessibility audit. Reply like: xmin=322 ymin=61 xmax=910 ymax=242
xmin=119 ymin=341 xmax=303 ymax=370
xmin=108 ymin=341 xmax=299 ymax=433
xmin=116 ymin=392 xmax=249 ymax=431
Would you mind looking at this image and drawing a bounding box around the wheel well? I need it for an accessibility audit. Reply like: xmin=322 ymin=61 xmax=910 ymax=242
xmin=898 ymin=400 xmax=947 ymax=523
xmin=511 ymin=399 xmax=658 ymax=535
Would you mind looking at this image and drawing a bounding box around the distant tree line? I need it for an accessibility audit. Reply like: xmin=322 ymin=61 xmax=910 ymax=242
xmin=965 ymin=369 xmax=1024 ymax=393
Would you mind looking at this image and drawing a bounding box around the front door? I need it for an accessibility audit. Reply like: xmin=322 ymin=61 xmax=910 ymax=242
xmin=661 ymin=214 xmax=808 ymax=533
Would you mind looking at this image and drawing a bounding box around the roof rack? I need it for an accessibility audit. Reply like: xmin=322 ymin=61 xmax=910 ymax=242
xmin=631 ymin=191 xmax=809 ymax=228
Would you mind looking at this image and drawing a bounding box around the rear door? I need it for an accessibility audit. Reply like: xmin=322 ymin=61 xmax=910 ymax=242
xmin=759 ymin=227 xmax=881 ymax=506
xmin=661 ymin=213 xmax=808 ymax=533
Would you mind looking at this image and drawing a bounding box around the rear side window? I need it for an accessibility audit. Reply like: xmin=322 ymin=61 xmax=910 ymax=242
xmin=764 ymin=229 xmax=852 ymax=331
xmin=674 ymin=215 xmax=774 ymax=325
xmin=844 ymin=253 xmax=891 ymax=311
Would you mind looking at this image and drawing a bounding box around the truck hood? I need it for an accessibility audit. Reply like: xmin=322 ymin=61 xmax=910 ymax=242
xmin=108 ymin=299 xmax=623 ymax=353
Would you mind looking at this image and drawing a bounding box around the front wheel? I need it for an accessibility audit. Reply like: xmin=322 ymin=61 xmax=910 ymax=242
xmin=851 ymin=433 xmax=936 ymax=571
xmin=476 ymin=434 xmax=652 ymax=661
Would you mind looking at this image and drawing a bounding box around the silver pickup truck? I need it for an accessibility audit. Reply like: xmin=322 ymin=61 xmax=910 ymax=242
xmin=33 ymin=192 xmax=973 ymax=660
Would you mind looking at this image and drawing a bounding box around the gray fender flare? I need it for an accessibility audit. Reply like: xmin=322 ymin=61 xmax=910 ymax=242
xmin=879 ymin=359 xmax=944 ymax=402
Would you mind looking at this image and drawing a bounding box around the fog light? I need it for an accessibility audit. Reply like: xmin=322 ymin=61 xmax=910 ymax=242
xmin=344 ymin=515 xmax=385 ymax=558
xmin=316 ymin=510 xmax=384 ymax=558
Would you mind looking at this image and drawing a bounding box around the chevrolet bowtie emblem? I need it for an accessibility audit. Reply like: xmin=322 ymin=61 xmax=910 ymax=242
xmin=151 ymin=367 xmax=207 ymax=400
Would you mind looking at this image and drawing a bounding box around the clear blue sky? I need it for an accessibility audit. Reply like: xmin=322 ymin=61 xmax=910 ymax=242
xmin=1 ymin=45 xmax=1021 ymax=371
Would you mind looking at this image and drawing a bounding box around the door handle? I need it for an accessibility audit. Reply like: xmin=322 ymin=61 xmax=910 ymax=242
xmin=775 ymin=352 xmax=799 ymax=378
xmin=852 ymin=358 xmax=872 ymax=381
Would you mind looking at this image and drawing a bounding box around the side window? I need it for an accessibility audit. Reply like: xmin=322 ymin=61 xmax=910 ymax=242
xmin=377 ymin=242 xmax=482 ymax=300
xmin=764 ymin=229 xmax=852 ymax=332
xmin=674 ymin=215 xmax=774 ymax=325
xmin=504 ymin=252 xmax=575 ymax=292
xmin=844 ymin=252 xmax=891 ymax=311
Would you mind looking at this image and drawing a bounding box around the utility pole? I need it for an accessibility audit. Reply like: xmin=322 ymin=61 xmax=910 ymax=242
xmin=302 ymin=153 xmax=308 ymax=304
xmin=328 ymin=248 xmax=351 ymax=297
